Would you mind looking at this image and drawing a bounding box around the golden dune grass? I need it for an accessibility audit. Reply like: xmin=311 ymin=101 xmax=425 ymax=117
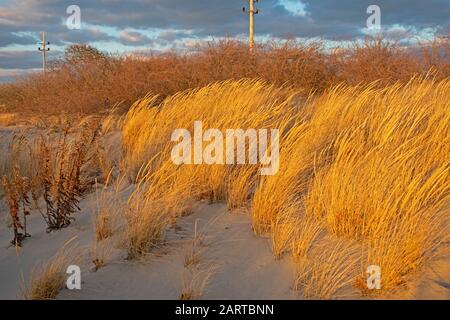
xmin=294 ymin=239 xmax=361 ymax=299
xmin=305 ymin=79 xmax=450 ymax=292
xmin=121 ymin=80 xmax=299 ymax=212
xmin=8 ymin=76 xmax=448 ymax=299
xmin=120 ymin=77 xmax=449 ymax=296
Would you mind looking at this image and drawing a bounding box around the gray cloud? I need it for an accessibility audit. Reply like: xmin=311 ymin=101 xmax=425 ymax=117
xmin=1 ymin=1 xmax=448 ymax=42
xmin=0 ymin=31 xmax=38 ymax=46
xmin=0 ymin=49 xmax=62 ymax=69
xmin=119 ymin=29 xmax=154 ymax=45
xmin=0 ymin=0 xmax=448 ymax=78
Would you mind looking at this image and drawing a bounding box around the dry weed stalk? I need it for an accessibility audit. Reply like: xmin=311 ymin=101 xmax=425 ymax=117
xmin=2 ymin=166 xmax=32 ymax=247
xmin=35 ymin=124 xmax=100 ymax=231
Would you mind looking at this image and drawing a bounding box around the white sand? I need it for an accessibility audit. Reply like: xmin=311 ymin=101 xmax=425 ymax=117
xmin=0 ymin=195 xmax=96 ymax=299
xmin=0 ymin=192 xmax=297 ymax=300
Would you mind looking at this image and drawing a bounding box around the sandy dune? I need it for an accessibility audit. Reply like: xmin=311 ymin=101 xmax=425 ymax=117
xmin=0 ymin=126 xmax=448 ymax=300
xmin=1 ymin=193 xmax=448 ymax=299
xmin=0 ymin=191 xmax=297 ymax=300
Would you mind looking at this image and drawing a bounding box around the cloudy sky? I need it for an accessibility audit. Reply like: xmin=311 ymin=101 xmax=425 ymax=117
xmin=0 ymin=0 xmax=449 ymax=82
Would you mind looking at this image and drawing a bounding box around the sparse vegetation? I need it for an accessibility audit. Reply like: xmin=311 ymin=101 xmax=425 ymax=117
xmin=23 ymin=238 xmax=80 ymax=300
xmin=0 ymin=35 xmax=448 ymax=300
xmin=183 ymin=220 xmax=206 ymax=268
xmin=180 ymin=265 xmax=215 ymax=300
xmin=90 ymin=241 xmax=114 ymax=272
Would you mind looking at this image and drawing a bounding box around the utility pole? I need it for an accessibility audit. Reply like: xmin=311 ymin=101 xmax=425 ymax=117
xmin=38 ymin=32 xmax=50 ymax=73
xmin=243 ymin=0 xmax=259 ymax=51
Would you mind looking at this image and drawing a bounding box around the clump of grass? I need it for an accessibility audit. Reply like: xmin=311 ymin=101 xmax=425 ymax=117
xmin=93 ymin=126 xmax=122 ymax=184
xmin=101 ymin=109 xmax=124 ymax=135
xmin=23 ymin=238 xmax=80 ymax=300
xmin=270 ymin=203 xmax=325 ymax=261
xmin=271 ymin=211 xmax=298 ymax=260
xmin=90 ymin=241 xmax=114 ymax=272
xmin=184 ymin=220 xmax=207 ymax=268
xmin=251 ymin=122 xmax=310 ymax=235
xmin=226 ymin=165 xmax=259 ymax=210
xmin=123 ymin=199 xmax=169 ymax=260
xmin=121 ymin=158 xmax=198 ymax=259
xmin=294 ymin=240 xmax=360 ymax=299
xmin=95 ymin=210 xmax=113 ymax=242
xmin=180 ymin=265 xmax=215 ymax=300
xmin=291 ymin=213 xmax=324 ymax=263
xmin=93 ymin=174 xmax=127 ymax=242
xmin=249 ymin=78 xmax=449 ymax=295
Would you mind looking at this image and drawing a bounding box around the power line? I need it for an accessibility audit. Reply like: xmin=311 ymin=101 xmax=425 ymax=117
xmin=38 ymin=32 xmax=50 ymax=73
xmin=243 ymin=0 xmax=260 ymax=51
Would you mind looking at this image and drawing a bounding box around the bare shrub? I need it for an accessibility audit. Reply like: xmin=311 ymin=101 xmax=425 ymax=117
xmin=2 ymin=37 xmax=448 ymax=117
